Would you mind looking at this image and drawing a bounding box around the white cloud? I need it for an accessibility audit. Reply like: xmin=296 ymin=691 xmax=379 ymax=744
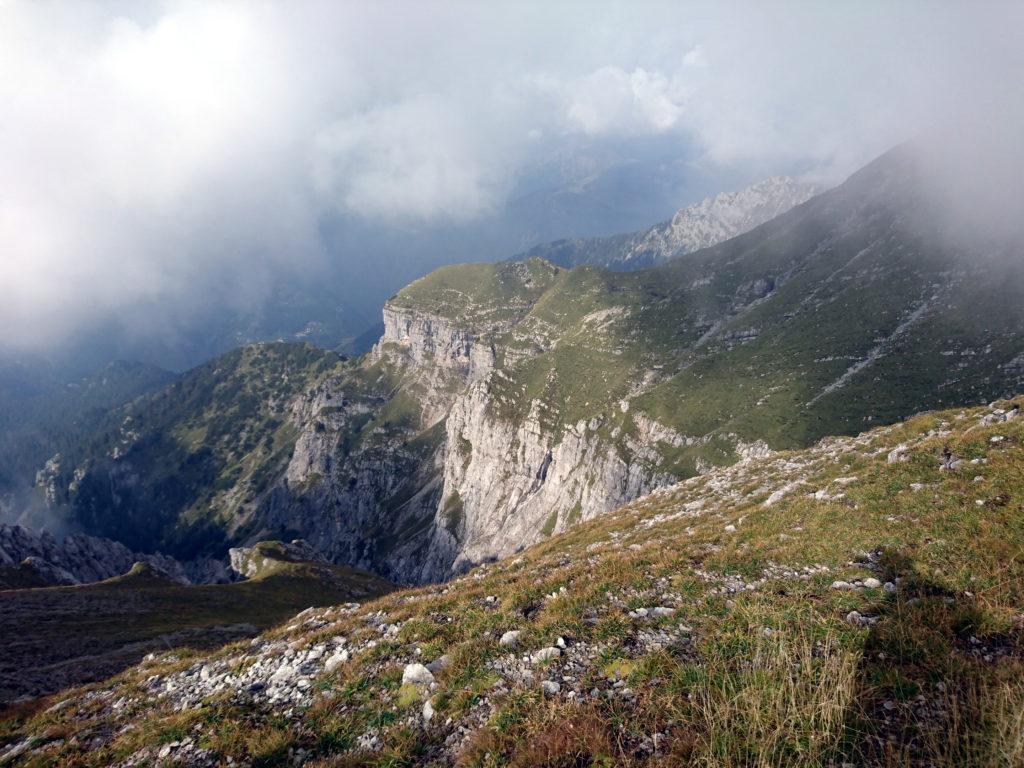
xmin=312 ymin=96 xmax=505 ymax=221
xmin=566 ymin=67 xmax=684 ymax=135
xmin=0 ymin=0 xmax=1021 ymax=351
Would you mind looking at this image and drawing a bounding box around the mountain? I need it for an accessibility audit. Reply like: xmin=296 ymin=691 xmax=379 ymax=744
xmin=37 ymin=143 xmax=1024 ymax=588
xmin=0 ymin=358 xmax=175 ymax=514
xmin=4 ymin=398 xmax=1021 ymax=765
xmin=522 ymin=175 xmax=821 ymax=270
xmin=35 ymin=343 xmax=345 ymax=559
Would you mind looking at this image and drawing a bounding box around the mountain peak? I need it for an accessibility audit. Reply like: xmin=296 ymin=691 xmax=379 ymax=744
xmin=523 ymin=175 xmax=822 ymax=270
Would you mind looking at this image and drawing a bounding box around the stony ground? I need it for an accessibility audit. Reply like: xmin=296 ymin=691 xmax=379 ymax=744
xmin=2 ymin=399 xmax=1023 ymax=767
xmin=0 ymin=557 xmax=392 ymax=707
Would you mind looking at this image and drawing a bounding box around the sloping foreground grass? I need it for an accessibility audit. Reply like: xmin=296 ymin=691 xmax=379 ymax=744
xmin=2 ymin=399 xmax=1023 ymax=767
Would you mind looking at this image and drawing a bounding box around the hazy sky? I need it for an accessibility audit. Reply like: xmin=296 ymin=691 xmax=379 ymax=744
xmin=1 ymin=0 xmax=1022 ymax=350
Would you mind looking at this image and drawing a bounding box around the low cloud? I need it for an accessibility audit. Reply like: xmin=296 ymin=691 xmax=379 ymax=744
xmin=0 ymin=0 xmax=1021 ymax=351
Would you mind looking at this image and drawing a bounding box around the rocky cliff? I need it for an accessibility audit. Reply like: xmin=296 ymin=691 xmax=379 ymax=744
xmin=42 ymin=144 xmax=1024 ymax=588
xmin=524 ymin=175 xmax=821 ymax=270
xmin=0 ymin=524 xmax=205 ymax=587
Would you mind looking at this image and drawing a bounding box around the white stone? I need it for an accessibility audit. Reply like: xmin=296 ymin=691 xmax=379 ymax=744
xmin=499 ymin=630 xmax=521 ymax=647
xmin=325 ymin=649 xmax=350 ymax=672
xmin=531 ymin=647 xmax=562 ymax=664
xmin=402 ymin=663 xmax=435 ymax=686
xmin=270 ymin=664 xmax=296 ymax=682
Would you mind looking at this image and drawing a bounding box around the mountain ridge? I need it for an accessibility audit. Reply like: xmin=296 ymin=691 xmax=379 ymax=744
xmin=522 ymin=175 xmax=821 ymax=270
xmin=31 ymin=143 xmax=1024 ymax=587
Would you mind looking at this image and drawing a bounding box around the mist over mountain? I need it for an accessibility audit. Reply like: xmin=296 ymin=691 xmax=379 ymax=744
xmin=3 ymin=1 xmax=1022 ymax=372
xmin=5 ymin=4 xmax=1024 ymax=765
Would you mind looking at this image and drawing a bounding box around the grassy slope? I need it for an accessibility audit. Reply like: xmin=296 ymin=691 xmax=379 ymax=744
xmin=0 ymin=549 xmax=393 ymax=707
xmin=396 ymin=146 xmax=1024 ymax=483
xmin=3 ymin=398 xmax=1022 ymax=766
xmin=388 ymin=259 xmax=562 ymax=330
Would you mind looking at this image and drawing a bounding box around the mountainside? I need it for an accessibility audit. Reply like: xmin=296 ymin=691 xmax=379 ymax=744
xmin=0 ymin=359 xmax=175 ymax=510
xmin=523 ymin=176 xmax=820 ymax=270
xmin=4 ymin=398 xmax=1022 ymax=766
xmin=39 ymin=144 xmax=1024 ymax=587
xmin=36 ymin=343 xmax=344 ymax=559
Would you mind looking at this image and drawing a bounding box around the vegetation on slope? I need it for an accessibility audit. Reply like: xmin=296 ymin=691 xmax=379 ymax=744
xmin=389 ymin=259 xmax=563 ymax=330
xmin=3 ymin=398 xmax=1022 ymax=766
xmin=46 ymin=343 xmax=345 ymax=558
xmin=0 ymin=359 xmax=175 ymax=498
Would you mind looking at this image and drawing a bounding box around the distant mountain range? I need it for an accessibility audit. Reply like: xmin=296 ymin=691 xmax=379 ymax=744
xmin=522 ymin=175 xmax=820 ymax=269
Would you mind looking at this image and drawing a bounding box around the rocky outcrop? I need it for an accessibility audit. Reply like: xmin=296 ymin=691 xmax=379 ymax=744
xmin=228 ymin=540 xmax=325 ymax=579
xmin=622 ymin=177 xmax=820 ymax=266
xmin=0 ymin=524 xmax=229 ymax=586
xmin=421 ymin=383 xmax=678 ymax=578
xmin=377 ymin=305 xmax=496 ymax=382
xmin=372 ymin=304 xmax=499 ymax=426
xmin=526 ymin=176 xmax=821 ymax=270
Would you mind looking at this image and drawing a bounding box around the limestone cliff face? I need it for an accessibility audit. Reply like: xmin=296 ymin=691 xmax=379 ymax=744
xmin=373 ymin=304 xmax=498 ymax=426
xmin=421 ymin=382 xmax=678 ymax=579
xmin=258 ymin=373 xmax=443 ymax=584
xmin=378 ymin=305 xmax=496 ymax=382
xmin=261 ymin=299 xmax=701 ymax=584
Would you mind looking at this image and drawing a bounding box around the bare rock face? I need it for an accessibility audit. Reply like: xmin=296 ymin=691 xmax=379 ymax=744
xmin=0 ymin=524 xmax=197 ymax=586
xmin=373 ymin=304 xmax=498 ymax=426
xmin=422 ymin=383 xmax=676 ymax=579
xmin=525 ymin=176 xmax=821 ymax=270
xmin=624 ymin=177 xmax=820 ymax=266
xmin=258 ymin=287 xmax=724 ymax=584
